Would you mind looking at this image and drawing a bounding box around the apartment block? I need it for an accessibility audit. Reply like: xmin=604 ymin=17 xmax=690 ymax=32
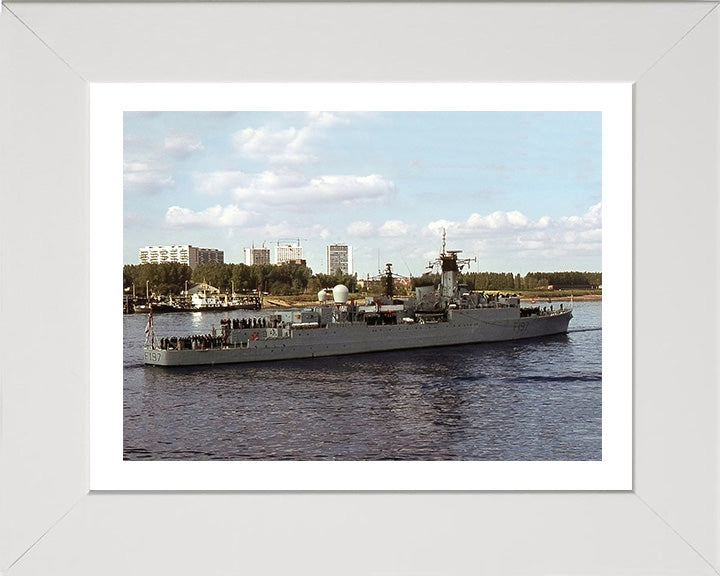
xmin=326 ymin=244 xmax=352 ymax=275
xmin=275 ymin=243 xmax=303 ymax=264
xmin=244 ymin=245 xmax=271 ymax=266
xmin=138 ymin=245 xmax=224 ymax=269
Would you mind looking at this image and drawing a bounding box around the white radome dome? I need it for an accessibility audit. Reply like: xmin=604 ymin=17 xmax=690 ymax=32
xmin=318 ymin=290 xmax=328 ymax=302
xmin=332 ymin=284 xmax=349 ymax=304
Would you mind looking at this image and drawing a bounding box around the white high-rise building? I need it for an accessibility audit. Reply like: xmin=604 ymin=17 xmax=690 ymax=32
xmin=326 ymin=244 xmax=352 ymax=275
xmin=275 ymin=243 xmax=303 ymax=264
xmin=138 ymin=245 xmax=223 ymax=269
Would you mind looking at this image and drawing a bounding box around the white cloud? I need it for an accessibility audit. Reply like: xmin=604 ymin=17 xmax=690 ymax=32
xmin=315 ymin=226 xmax=331 ymax=240
xmin=347 ymin=221 xmax=375 ymax=238
xmin=379 ymin=220 xmax=411 ymax=237
xmin=463 ymin=210 xmax=530 ymax=231
xmin=506 ymin=211 xmax=530 ymax=227
xmin=165 ymin=204 xmax=254 ymax=228
xmin=305 ymin=111 xmax=349 ymax=128
xmin=256 ymin=222 xmax=331 ymax=243
xmin=347 ymin=219 xmax=415 ymax=241
xmin=164 ymin=135 xmax=204 ymax=158
xmin=232 ymin=112 xmax=353 ymax=165
xmin=427 ymin=204 xmax=602 ymax=262
xmin=514 ymin=237 xmax=546 ymax=251
xmin=233 ymin=127 xmax=313 ymax=164
xmin=193 ymin=171 xmax=252 ymax=196
xmin=124 ymin=162 xmax=174 ymax=194
xmin=430 ymin=205 xmax=600 ymax=237
xmin=235 ymin=172 xmax=395 ymax=206
xmin=249 ymin=170 xmax=310 ymax=191
xmin=193 ymin=169 xmax=394 ymax=207
xmin=560 ymin=202 xmax=601 ymax=228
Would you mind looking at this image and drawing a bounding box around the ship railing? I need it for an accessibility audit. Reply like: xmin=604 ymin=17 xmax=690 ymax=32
xmin=291 ymin=322 xmax=322 ymax=329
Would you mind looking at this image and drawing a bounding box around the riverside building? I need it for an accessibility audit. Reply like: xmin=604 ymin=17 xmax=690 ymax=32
xmin=244 ymin=245 xmax=271 ymax=266
xmin=138 ymin=245 xmax=224 ymax=269
xmin=275 ymin=243 xmax=303 ymax=264
xmin=326 ymin=244 xmax=353 ymax=275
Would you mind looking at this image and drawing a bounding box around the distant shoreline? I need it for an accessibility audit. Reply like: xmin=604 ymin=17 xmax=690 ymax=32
xmin=263 ymin=293 xmax=601 ymax=308
xmin=520 ymin=294 xmax=601 ymax=302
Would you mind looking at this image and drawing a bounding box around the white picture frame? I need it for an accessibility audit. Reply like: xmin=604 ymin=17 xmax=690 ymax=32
xmin=2 ymin=2 xmax=718 ymax=574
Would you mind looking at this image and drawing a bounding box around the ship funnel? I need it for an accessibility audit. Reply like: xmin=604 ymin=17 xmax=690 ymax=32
xmin=332 ymin=284 xmax=349 ymax=304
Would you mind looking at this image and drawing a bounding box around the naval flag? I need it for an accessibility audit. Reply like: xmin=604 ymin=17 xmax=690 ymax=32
xmin=144 ymin=307 xmax=154 ymax=346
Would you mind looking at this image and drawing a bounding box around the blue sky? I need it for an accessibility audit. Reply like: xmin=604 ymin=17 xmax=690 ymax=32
xmin=124 ymin=111 xmax=601 ymax=277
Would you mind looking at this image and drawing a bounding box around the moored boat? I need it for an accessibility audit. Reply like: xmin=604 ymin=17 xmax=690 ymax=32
xmin=134 ymin=302 xmax=194 ymax=314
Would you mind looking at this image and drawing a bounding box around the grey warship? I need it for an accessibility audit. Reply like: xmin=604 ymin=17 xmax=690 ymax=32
xmin=142 ymin=237 xmax=573 ymax=367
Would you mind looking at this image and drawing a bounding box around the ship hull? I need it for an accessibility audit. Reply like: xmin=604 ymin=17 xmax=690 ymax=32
xmin=143 ymin=307 xmax=572 ymax=367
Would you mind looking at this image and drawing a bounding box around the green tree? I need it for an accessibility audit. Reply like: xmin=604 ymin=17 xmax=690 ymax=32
xmin=124 ymin=262 xmax=192 ymax=297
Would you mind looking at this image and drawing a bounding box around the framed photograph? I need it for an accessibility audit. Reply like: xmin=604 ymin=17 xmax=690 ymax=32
xmin=91 ymin=82 xmax=631 ymax=491
xmin=2 ymin=2 xmax=718 ymax=574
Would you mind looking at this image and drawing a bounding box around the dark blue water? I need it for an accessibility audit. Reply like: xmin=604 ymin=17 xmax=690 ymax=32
xmin=124 ymin=300 xmax=601 ymax=460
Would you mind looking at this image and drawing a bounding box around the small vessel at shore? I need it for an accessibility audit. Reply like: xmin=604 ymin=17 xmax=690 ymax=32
xmin=190 ymin=294 xmax=262 ymax=312
xmin=131 ymin=294 xmax=262 ymax=314
xmin=133 ymin=302 xmax=193 ymax=314
xmin=190 ymin=281 xmax=263 ymax=312
xmin=143 ymin=235 xmax=573 ymax=367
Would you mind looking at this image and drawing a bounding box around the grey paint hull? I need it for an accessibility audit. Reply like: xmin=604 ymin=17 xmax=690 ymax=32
xmin=143 ymin=307 xmax=573 ymax=367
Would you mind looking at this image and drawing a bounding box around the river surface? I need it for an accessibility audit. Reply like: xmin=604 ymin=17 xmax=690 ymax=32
xmin=124 ymin=300 xmax=601 ymax=461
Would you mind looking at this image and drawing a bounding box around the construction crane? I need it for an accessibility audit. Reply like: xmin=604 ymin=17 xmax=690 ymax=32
xmin=276 ymin=237 xmax=308 ymax=246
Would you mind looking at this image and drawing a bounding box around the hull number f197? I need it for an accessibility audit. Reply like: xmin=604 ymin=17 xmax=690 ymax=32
xmin=144 ymin=350 xmax=163 ymax=363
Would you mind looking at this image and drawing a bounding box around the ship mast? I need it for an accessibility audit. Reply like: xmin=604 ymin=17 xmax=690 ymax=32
xmin=383 ymin=263 xmax=394 ymax=298
xmin=436 ymin=229 xmax=475 ymax=302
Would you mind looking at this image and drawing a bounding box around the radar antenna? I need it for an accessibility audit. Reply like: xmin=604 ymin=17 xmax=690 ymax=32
xmin=369 ymin=262 xmax=411 ymax=299
xmin=428 ymin=229 xmax=476 ymax=274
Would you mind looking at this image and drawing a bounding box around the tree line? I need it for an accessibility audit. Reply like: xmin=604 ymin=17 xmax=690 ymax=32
xmin=461 ymin=271 xmax=601 ymax=292
xmin=123 ymin=262 xmax=193 ymax=298
xmin=123 ymin=262 xmax=601 ymax=299
xmin=123 ymin=262 xmax=359 ymax=298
